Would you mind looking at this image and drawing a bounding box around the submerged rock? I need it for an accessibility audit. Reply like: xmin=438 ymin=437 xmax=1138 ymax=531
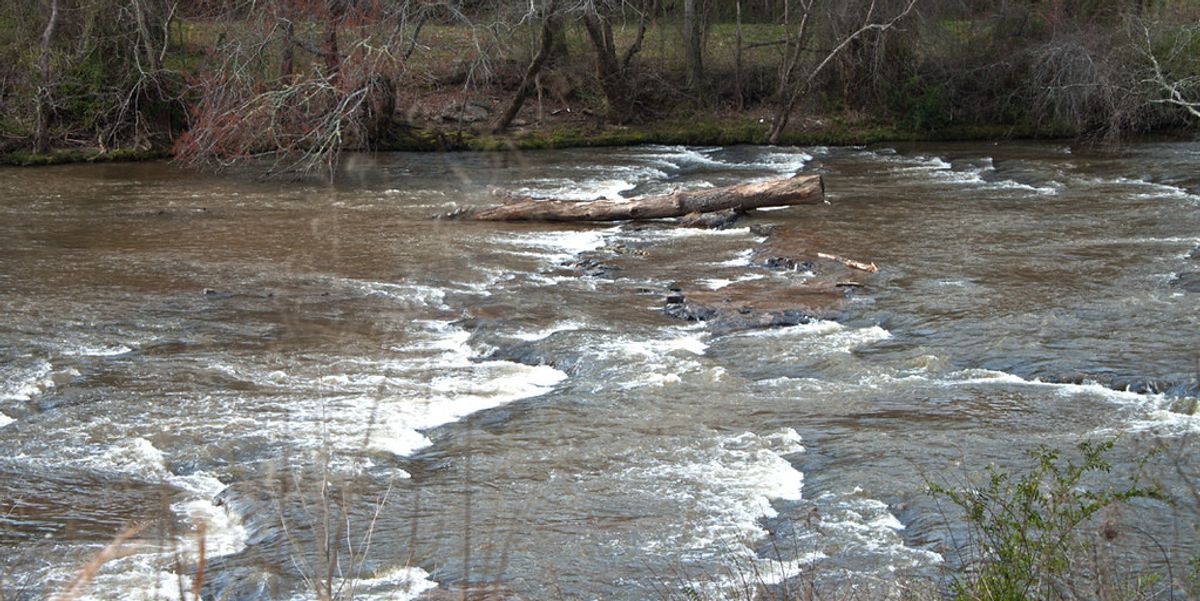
xmin=1172 ymin=271 xmax=1200 ymax=292
xmin=202 ymin=567 xmax=282 ymax=601
xmin=661 ymin=224 xmax=874 ymax=332
xmin=419 ymin=588 xmax=528 ymax=601
xmin=1042 ymin=372 xmax=1199 ymax=397
xmin=664 ymin=280 xmax=846 ymax=333
xmin=565 ymin=257 xmax=619 ymax=278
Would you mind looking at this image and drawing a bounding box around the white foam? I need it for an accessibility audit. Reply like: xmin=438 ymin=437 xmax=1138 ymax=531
xmin=735 ymin=319 xmax=843 ymax=338
xmin=714 ymin=249 xmax=755 ymax=268
xmin=641 ymin=372 xmax=683 ymax=386
xmin=639 ymin=145 xmax=730 ymax=170
xmin=592 ymin=328 xmax=710 ymax=389
xmin=987 ymin=178 xmax=1062 ymax=195
xmin=285 ymin=566 xmax=438 ymax=601
xmin=700 ymin=278 xmax=735 ymax=290
xmin=53 ymin=439 xmax=249 ymax=600
xmin=608 ymin=164 xmax=672 ymax=181
xmin=668 ymin=334 xmax=709 ymax=356
xmin=524 ymin=272 xmax=595 ymax=287
xmin=214 ymin=319 xmax=569 ymax=459
xmin=506 ymin=228 xmax=611 ymax=259
xmin=699 ymin=274 xmax=769 ymax=290
xmin=945 ymin=368 xmax=1031 ymax=385
xmin=929 ymin=166 xmax=986 ymax=185
xmin=1084 ymin=176 xmax=1200 ymax=202
xmin=512 ymin=320 xmax=589 ymax=341
xmin=372 ymin=361 xmax=567 ymax=457
xmin=746 ymin=151 xmax=814 ymax=175
xmin=87 ymin=437 xmax=168 ymax=478
xmin=348 ymin=280 xmax=449 ymax=310
xmin=624 ymin=429 xmax=811 ymax=597
xmin=615 ymin=331 xmax=709 ymax=357
xmin=168 ymin=471 xmax=229 ymax=498
xmin=1119 ymin=408 xmax=1200 ymax=434
xmin=0 ymin=412 xmax=12 ymax=428
xmin=370 ymin=422 xmax=435 ymax=458
xmin=62 ymin=344 xmax=134 ymax=357
xmin=1087 ymin=235 xmax=1200 ymax=254
xmin=733 ymin=321 xmax=892 ymax=355
xmin=882 ymin=153 xmax=1060 ymax=194
xmin=1 ymin=359 xmax=55 ymax=401
xmin=1050 ymin=380 xmax=1149 ymax=403
xmin=68 ymin=559 xmax=198 ymax=601
xmin=173 ymin=496 xmax=248 ymax=557
xmin=630 ymin=226 xmax=755 ymax=241
xmin=944 ymin=369 xmax=1156 ymax=404
xmin=808 ymin=491 xmax=943 ymax=566
xmin=893 ymin=155 xmax=952 ymax=171
xmin=515 ymin=178 xmax=636 ymax=201
xmin=632 ymin=428 xmax=806 ymax=555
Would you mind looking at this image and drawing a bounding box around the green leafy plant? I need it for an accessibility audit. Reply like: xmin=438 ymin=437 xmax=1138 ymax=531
xmin=928 ymin=439 xmax=1159 ymax=601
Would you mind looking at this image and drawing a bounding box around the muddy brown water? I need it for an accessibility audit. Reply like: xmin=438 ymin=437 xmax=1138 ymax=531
xmin=1 ymin=142 xmax=1198 ymax=600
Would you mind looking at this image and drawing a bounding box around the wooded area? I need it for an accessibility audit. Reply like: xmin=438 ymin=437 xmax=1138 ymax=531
xmin=1 ymin=0 xmax=1198 ymax=174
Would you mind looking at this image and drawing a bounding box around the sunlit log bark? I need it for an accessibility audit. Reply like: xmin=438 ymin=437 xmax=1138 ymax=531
xmin=466 ymin=174 xmax=824 ymax=222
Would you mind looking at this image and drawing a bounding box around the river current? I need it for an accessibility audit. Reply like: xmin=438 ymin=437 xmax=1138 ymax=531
xmin=0 ymin=141 xmax=1198 ymax=600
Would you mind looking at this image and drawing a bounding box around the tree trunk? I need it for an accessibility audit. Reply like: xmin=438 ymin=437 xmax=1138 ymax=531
xmin=280 ymin=17 xmax=295 ymax=79
xmin=684 ymin=0 xmax=704 ymax=89
xmin=323 ymin=0 xmax=344 ymax=80
xmin=767 ymin=1 xmax=809 ymax=145
xmin=581 ymin=11 xmax=627 ymax=122
xmin=494 ymin=0 xmax=560 ymax=133
xmin=735 ymin=0 xmax=744 ymax=110
xmin=35 ymin=0 xmax=60 ymax=154
xmin=466 ymin=174 xmax=823 ymax=222
xmin=768 ymin=90 xmax=800 ymax=144
xmin=131 ymin=0 xmax=161 ymax=72
xmin=365 ymin=74 xmax=395 ymax=144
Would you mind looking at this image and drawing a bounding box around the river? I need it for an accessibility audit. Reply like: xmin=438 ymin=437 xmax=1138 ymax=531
xmin=1 ymin=141 xmax=1198 ymax=600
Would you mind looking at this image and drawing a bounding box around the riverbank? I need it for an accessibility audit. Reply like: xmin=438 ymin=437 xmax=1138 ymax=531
xmin=0 ymin=115 xmax=1082 ymax=168
xmin=0 ymin=148 xmax=170 ymax=167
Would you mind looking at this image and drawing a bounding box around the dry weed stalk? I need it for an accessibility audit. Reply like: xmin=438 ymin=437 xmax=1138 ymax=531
xmin=51 ymin=523 xmax=145 ymax=601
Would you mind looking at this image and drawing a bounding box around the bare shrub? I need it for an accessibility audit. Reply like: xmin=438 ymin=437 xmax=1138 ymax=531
xmin=174 ymin=0 xmax=445 ymax=177
xmin=1026 ymin=28 xmax=1147 ymax=142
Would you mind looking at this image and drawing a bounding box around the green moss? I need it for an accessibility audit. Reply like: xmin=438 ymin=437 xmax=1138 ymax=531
xmin=0 ymin=148 xmax=169 ymax=167
xmin=2 ymin=117 xmax=1079 ymax=169
xmin=362 ymin=115 xmax=1079 ymax=158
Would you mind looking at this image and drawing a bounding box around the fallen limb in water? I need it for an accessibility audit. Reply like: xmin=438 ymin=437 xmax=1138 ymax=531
xmin=817 ymin=252 xmax=878 ymax=273
xmin=459 ymin=174 xmax=824 ymax=222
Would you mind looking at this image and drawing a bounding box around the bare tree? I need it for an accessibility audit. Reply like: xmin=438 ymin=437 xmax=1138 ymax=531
xmin=683 ymin=0 xmax=705 ymax=90
xmin=1139 ymin=21 xmax=1200 ymax=120
xmin=30 ymin=0 xmax=181 ymax=154
xmin=766 ymin=0 xmax=917 ymax=144
xmin=581 ymin=0 xmax=654 ymax=123
xmin=174 ymin=0 xmax=438 ymax=177
xmin=494 ymin=0 xmax=562 ymax=133
xmin=35 ymin=0 xmax=60 ymax=154
xmin=734 ymin=0 xmax=744 ymax=109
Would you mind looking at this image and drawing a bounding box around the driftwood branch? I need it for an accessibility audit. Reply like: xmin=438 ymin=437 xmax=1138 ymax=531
xmin=463 ymin=174 xmax=824 ymax=222
xmin=817 ymin=252 xmax=878 ymax=273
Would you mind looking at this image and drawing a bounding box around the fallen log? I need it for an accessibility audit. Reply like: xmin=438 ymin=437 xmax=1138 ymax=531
xmin=465 ymin=174 xmax=824 ymax=222
xmin=817 ymin=252 xmax=879 ymax=273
